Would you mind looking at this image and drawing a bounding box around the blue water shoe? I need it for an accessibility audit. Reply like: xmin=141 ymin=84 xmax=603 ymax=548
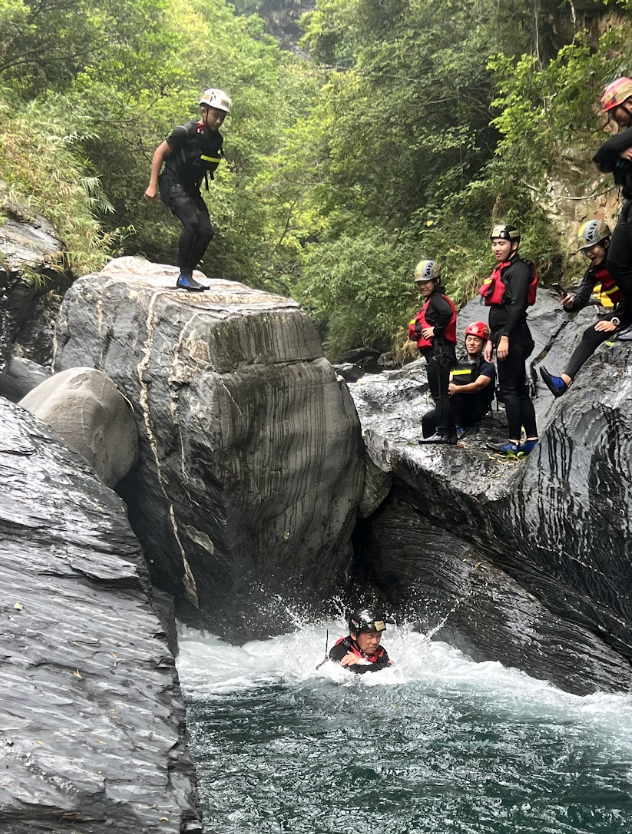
xmin=176 ymin=274 xmax=207 ymax=292
xmin=539 ymin=366 xmax=567 ymax=397
xmin=487 ymin=441 xmax=519 ymax=458
xmin=518 ymin=439 xmax=539 ymax=457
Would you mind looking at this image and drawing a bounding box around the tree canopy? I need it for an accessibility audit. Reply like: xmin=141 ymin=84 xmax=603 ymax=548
xmin=1 ymin=0 xmax=632 ymax=357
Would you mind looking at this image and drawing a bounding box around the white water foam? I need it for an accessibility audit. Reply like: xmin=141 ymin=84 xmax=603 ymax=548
xmin=177 ymin=620 xmax=632 ymax=747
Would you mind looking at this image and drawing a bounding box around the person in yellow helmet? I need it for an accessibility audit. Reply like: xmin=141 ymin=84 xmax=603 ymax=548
xmin=540 ymin=220 xmax=629 ymax=396
xmin=145 ymin=88 xmax=231 ymax=291
xmin=593 ymin=77 xmax=632 ymax=310
xmin=408 ymin=260 xmax=458 ymax=444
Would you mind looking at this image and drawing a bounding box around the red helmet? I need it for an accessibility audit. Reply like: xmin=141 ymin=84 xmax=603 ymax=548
xmin=601 ymin=77 xmax=632 ymax=113
xmin=464 ymin=321 xmax=490 ymax=341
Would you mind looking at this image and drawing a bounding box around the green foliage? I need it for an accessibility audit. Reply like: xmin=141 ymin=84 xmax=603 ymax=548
xmin=2 ymin=0 xmax=632 ymax=361
xmin=490 ymin=28 xmax=632 ymax=184
xmin=0 ymin=96 xmax=124 ymax=274
xmin=0 ymin=0 xmax=178 ymax=98
xmin=299 ymin=232 xmax=416 ymax=356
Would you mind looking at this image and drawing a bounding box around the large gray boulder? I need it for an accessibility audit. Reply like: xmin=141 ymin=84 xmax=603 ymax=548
xmin=19 ymin=366 xmax=138 ymax=488
xmin=350 ymin=291 xmax=632 ymax=694
xmin=0 ymin=397 xmax=202 ymax=833
xmin=54 ymin=257 xmax=364 ymax=635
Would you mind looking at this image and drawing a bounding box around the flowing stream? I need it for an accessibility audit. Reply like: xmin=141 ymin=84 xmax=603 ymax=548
xmin=177 ymin=621 xmax=632 ymax=834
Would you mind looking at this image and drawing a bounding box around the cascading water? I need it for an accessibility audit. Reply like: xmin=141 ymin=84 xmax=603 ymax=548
xmin=177 ymin=621 xmax=632 ymax=833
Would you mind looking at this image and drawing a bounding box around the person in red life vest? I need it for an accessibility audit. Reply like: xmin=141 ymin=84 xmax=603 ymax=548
xmin=593 ymin=78 xmax=632 ymax=309
xmin=408 ymin=259 xmax=457 ymax=445
xmin=421 ymin=321 xmax=495 ymax=441
xmin=540 ymin=221 xmax=629 ymax=397
xmin=479 ymin=224 xmax=539 ymax=458
xmin=144 ymin=88 xmax=230 ymax=292
xmin=329 ymin=609 xmax=392 ymax=674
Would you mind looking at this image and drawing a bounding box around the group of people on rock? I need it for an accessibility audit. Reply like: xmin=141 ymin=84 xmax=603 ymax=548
xmin=408 ymin=77 xmax=632 ymax=457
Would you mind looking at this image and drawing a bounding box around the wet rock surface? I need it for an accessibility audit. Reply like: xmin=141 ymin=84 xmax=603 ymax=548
xmin=351 ymin=292 xmax=632 ymax=694
xmin=54 ymin=257 xmax=364 ymax=635
xmin=0 ymin=397 xmax=201 ymax=833
xmin=20 ymin=366 xmax=139 ymax=488
xmin=354 ymin=493 xmax=631 ymax=695
xmin=0 ymin=197 xmax=65 ymax=375
xmin=0 ymin=356 xmax=52 ymax=402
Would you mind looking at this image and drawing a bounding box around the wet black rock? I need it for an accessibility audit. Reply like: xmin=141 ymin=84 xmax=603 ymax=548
xmin=350 ymin=292 xmax=632 ymax=694
xmin=54 ymin=257 xmax=364 ymax=636
xmin=0 ymin=195 xmax=66 ymax=375
xmin=0 ymin=397 xmax=202 ymax=833
xmin=354 ymin=492 xmax=631 ymax=695
xmin=0 ymin=356 xmax=51 ymax=402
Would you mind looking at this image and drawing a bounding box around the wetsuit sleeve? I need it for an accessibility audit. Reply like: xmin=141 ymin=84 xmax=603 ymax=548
xmin=478 ymin=359 xmax=495 ymax=384
xmin=329 ymin=640 xmax=350 ymax=663
xmin=165 ymin=125 xmax=189 ymax=152
xmin=501 ymin=261 xmax=531 ymax=338
xmin=614 ymin=293 xmax=631 ymax=325
xmin=429 ymin=293 xmax=454 ymax=335
xmin=567 ymin=268 xmax=595 ymax=312
xmin=593 ymin=127 xmax=632 ymax=172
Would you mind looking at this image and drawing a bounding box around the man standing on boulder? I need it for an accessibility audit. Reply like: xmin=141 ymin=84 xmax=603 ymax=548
xmin=144 ymin=88 xmax=231 ymax=292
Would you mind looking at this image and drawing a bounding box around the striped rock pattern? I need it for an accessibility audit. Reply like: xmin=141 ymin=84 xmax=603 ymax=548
xmin=54 ymin=258 xmax=364 ymax=635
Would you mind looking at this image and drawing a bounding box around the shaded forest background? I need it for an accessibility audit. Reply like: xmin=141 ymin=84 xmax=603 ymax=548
xmin=2 ymin=0 xmax=632 ymax=358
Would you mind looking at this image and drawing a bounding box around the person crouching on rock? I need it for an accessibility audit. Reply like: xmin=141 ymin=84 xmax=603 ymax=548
xmin=408 ymin=259 xmax=457 ymax=445
xmin=329 ymin=609 xmax=392 ymax=674
xmin=448 ymin=322 xmax=496 ymax=441
xmin=540 ymin=220 xmax=629 ymax=398
xmin=422 ymin=321 xmax=496 ymax=441
xmin=479 ymin=224 xmax=539 ymax=459
xmin=144 ymin=88 xmax=231 ymax=292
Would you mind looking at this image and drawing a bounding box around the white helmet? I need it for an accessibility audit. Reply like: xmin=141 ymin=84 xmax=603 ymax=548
xmin=200 ymin=88 xmax=231 ymax=114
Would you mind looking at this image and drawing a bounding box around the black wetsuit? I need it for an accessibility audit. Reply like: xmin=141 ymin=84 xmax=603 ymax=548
xmin=593 ymin=125 xmax=632 ymax=306
xmin=329 ymin=636 xmax=391 ymax=674
xmin=422 ymin=356 xmax=495 ymax=437
xmin=488 ymin=258 xmax=538 ymax=441
xmin=159 ymin=120 xmax=224 ymax=278
xmin=418 ymin=289 xmax=457 ymax=434
xmin=562 ymin=264 xmax=630 ymax=380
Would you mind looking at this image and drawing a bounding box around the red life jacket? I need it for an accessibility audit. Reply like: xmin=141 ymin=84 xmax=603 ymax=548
xmin=408 ymin=294 xmax=457 ymax=350
xmin=478 ymin=259 xmax=538 ymax=307
xmin=334 ymin=637 xmax=387 ymax=664
xmin=593 ymin=265 xmax=622 ymax=306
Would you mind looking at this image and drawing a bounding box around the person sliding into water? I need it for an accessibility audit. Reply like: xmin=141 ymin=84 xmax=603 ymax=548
xmin=593 ymin=78 xmax=632 ymax=309
xmin=144 ymin=88 xmax=231 ymax=292
xmin=329 ymin=609 xmax=393 ymax=674
xmin=480 ymin=224 xmax=539 ymax=459
xmin=540 ymin=220 xmax=629 ymax=397
xmin=408 ymin=260 xmax=458 ymax=445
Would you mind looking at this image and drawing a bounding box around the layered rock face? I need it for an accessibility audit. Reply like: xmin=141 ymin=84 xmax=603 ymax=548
xmin=351 ymin=292 xmax=632 ymax=695
xmin=54 ymin=258 xmax=364 ymax=634
xmin=0 ymin=397 xmax=201 ymax=833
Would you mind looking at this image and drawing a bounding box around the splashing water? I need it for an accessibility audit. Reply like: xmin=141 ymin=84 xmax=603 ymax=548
xmin=177 ymin=621 xmax=632 ymax=834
